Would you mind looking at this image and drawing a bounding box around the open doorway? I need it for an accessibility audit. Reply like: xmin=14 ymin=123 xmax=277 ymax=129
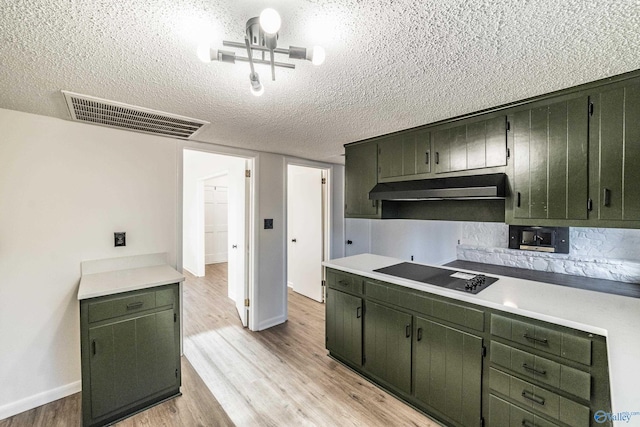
xmin=286 ymin=164 xmax=330 ymax=303
xmin=183 ymin=149 xmax=254 ymax=327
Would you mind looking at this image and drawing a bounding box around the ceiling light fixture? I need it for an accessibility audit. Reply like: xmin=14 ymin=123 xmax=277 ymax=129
xmin=200 ymin=8 xmax=325 ymax=96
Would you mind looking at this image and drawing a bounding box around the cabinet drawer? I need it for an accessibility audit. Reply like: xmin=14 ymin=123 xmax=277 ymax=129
xmin=365 ymin=280 xmax=484 ymax=332
xmin=489 ymin=394 xmax=559 ymax=427
xmin=490 ymin=342 xmax=591 ymax=401
xmin=490 ymin=368 xmax=590 ymax=427
xmin=89 ymin=290 xmax=160 ymax=323
xmin=326 ymin=269 xmax=363 ymax=295
xmin=491 ymin=314 xmax=592 ymax=365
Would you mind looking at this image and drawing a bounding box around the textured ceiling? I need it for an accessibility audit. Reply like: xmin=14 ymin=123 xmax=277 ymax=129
xmin=1 ymin=0 xmax=639 ymax=164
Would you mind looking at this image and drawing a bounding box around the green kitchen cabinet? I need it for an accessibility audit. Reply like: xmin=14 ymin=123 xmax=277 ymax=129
xmin=326 ymin=288 xmax=363 ymax=367
xmin=363 ymin=300 xmax=412 ymax=394
xmin=378 ymin=130 xmax=432 ymax=181
xmin=588 ymin=77 xmax=640 ymax=222
xmin=413 ymin=316 xmax=484 ymax=427
xmin=81 ymin=284 xmax=181 ymax=427
xmin=511 ymin=95 xmax=589 ymax=220
xmin=345 ymin=142 xmax=379 ymax=218
xmin=434 ymin=116 xmax=507 ymax=174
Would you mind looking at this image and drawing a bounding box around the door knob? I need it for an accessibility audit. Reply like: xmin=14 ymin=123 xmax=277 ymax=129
xmin=232 ymin=245 xmax=237 ymax=249
xmin=291 ymin=239 xmax=297 ymax=242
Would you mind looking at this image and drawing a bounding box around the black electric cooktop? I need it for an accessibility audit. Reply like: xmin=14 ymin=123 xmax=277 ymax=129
xmin=373 ymin=262 xmax=498 ymax=294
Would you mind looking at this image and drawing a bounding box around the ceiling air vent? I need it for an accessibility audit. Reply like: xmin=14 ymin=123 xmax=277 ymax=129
xmin=61 ymin=90 xmax=208 ymax=139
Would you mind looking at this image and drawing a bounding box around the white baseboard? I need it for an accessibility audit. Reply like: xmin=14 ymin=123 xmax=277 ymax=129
xmin=0 ymin=381 xmax=81 ymax=421
xmin=257 ymin=314 xmax=287 ymax=331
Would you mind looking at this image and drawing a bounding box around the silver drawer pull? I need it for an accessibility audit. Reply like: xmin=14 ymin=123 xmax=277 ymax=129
xmin=523 ymin=333 xmax=548 ymax=344
xmin=522 ymin=363 xmax=546 ymax=376
xmin=521 ymin=390 xmax=545 ymax=406
xmin=126 ymin=301 xmax=144 ymax=310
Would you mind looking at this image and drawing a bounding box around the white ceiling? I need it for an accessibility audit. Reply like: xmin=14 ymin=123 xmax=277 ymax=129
xmin=1 ymin=0 xmax=639 ymax=164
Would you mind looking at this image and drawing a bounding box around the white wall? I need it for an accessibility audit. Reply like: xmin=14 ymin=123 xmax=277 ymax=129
xmin=182 ymin=150 xmax=244 ymax=276
xmin=458 ymin=222 xmax=640 ymax=282
xmin=344 ymin=218 xmax=461 ymax=265
xmin=0 ymin=108 xmax=177 ymax=419
xmin=330 ymin=165 xmax=346 ymax=260
xmin=255 ymin=153 xmax=287 ymax=330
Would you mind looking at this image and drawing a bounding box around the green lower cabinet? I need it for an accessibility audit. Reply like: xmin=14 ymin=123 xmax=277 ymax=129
xmin=326 ymin=288 xmax=363 ymax=367
xmin=413 ymin=316 xmax=483 ymax=426
xmin=363 ymin=301 xmax=412 ymax=394
xmin=490 ymin=394 xmax=560 ymax=427
xmin=81 ymin=284 xmax=181 ymax=427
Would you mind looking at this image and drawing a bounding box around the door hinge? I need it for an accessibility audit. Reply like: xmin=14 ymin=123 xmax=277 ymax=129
xmin=174 ymin=313 xmax=177 ymax=323
xmin=245 ymin=170 xmax=251 ymax=178
xmin=326 ymin=335 xmax=329 ymax=344
xmin=482 ymin=345 xmax=487 ymax=358
xmin=362 ymin=355 xmax=366 ymax=365
xmin=244 ymin=298 xmax=250 ymax=307
xmin=587 ymin=198 xmax=593 ymax=211
xmin=175 ymin=369 xmax=178 ymax=378
xmin=506 ymin=147 xmax=511 ymax=159
xmin=506 ymin=121 xmax=511 ymax=131
xmin=589 ymin=102 xmax=594 ymax=116
xmin=322 ymin=280 xmax=326 ymax=288
xmin=378 ymin=147 xmax=381 ymax=155
xmin=321 ymin=177 xmax=326 ymax=184
xmin=480 ymin=416 xmax=485 ymax=427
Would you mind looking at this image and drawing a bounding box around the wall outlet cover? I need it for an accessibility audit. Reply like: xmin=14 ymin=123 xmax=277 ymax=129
xmin=114 ymin=232 xmax=126 ymax=247
xmin=264 ymin=219 xmax=273 ymax=230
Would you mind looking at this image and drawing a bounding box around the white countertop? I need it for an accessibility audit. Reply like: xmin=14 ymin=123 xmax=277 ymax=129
xmin=78 ymin=263 xmax=184 ymax=300
xmin=324 ymin=254 xmax=640 ymax=423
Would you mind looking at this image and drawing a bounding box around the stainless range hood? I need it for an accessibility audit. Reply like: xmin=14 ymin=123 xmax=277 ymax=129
xmin=369 ymin=173 xmax=506 ymax=201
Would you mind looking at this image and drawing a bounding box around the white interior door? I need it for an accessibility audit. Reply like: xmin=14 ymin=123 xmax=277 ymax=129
xmin=227 ymin=161 xmax=248 ymax=326
xmin=204 ymin=179 xmax=228 ymax=264
xmin=287 ymin=165 xmax=324 ymax=302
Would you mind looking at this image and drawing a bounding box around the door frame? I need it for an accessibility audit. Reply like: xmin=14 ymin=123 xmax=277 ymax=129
xmin=177 ymin=143 xmax=257 ymax=332
xmin=285 ymin=158 xmax=332 ymax=307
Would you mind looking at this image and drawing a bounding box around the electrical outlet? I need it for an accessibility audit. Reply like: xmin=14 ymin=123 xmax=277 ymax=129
xmin=264 ymin=219 xmax=273 ymax=229
xmin=114 ymin=232 xmax=126 ymax=247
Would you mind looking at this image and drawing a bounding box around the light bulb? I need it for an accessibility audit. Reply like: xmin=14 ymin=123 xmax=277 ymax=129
xmin=249 ymin=72 xmax=264 ymax=96
xmin=311 ymin=45 xmax=325 ymax=66
xmin=260 ymin=8 xmax=281 ymax=34
xmin=196 ymin=43 xmax=213 ymax=63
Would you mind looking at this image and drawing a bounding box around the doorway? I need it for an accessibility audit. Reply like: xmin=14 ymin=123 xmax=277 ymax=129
xmin=286 ymin=164 xmax=330 ymax=303
xmin=183 ymin=149 xmax=254 ymax=327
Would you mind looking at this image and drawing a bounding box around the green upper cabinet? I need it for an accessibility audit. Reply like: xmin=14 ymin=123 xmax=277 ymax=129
xmin=589 ymin=77 xmax=640 ymax=222
xmin=510 ymin=95 xmax=589 ymax=221
xmin=434 ymin=116 xmax=508 ymax=174
xmin=378 ymin=129 xmax=432 ymax=181
xmin=345 ymin=142 xmax=379 ymax=218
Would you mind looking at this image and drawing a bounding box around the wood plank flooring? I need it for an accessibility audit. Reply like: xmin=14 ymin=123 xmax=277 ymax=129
xmin=0 ymin=356 xmax=233 ymax=427
xmin=1 ymin=263 xmax=440 ymax=426
xmin=183 ymin=263 xmax=439 ymax=427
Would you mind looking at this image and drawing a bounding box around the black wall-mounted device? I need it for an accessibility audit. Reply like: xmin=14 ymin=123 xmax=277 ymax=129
xmin=508 ymin=226 xmax=569 ymax=254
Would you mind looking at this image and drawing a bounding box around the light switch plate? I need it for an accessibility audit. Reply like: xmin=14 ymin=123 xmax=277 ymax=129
xmin=114 ymin=232 xmax=126 ymax=247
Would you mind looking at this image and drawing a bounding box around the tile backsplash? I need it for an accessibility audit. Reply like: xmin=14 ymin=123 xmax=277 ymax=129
xmin=458 ymin=223 xmax=640 ymax=283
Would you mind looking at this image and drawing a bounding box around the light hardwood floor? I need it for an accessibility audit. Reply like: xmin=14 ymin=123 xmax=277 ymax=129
xmin=1 ymin=263 xmax=439 ymax=426
xmin=182 ymin=263 xmax=439 ymax=427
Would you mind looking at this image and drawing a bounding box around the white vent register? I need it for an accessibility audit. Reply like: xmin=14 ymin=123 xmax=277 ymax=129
xmin=62 ymin=90 xmax=208 ymax=139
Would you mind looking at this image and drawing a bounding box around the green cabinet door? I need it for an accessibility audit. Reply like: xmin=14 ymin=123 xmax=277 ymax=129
xmin=326 ymin=288 xmax=363 ymax=366
xmin=363 ymin=301 xmax=412 ymax=394
xmin=378 ymin=136 xmax=404 ymax=179
xmin=345 ymin=143 xmax=379 ymax=218
xmin=511 ymin=95 xmax=589 ymax=220
xmin=413 ymin=316 xmax=483 ymax=427
xmin=415 ymin=129 xmax=432 ymax=174
xmin=378 ymin=130 xmax=433 ymax=181
xmin=434 ymin=116 xmax=507 ymax=174
xmin=88 ymin=309 xmax=178 ymax=419
xmin=589 ymin=78 xmax=640 ymax=221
